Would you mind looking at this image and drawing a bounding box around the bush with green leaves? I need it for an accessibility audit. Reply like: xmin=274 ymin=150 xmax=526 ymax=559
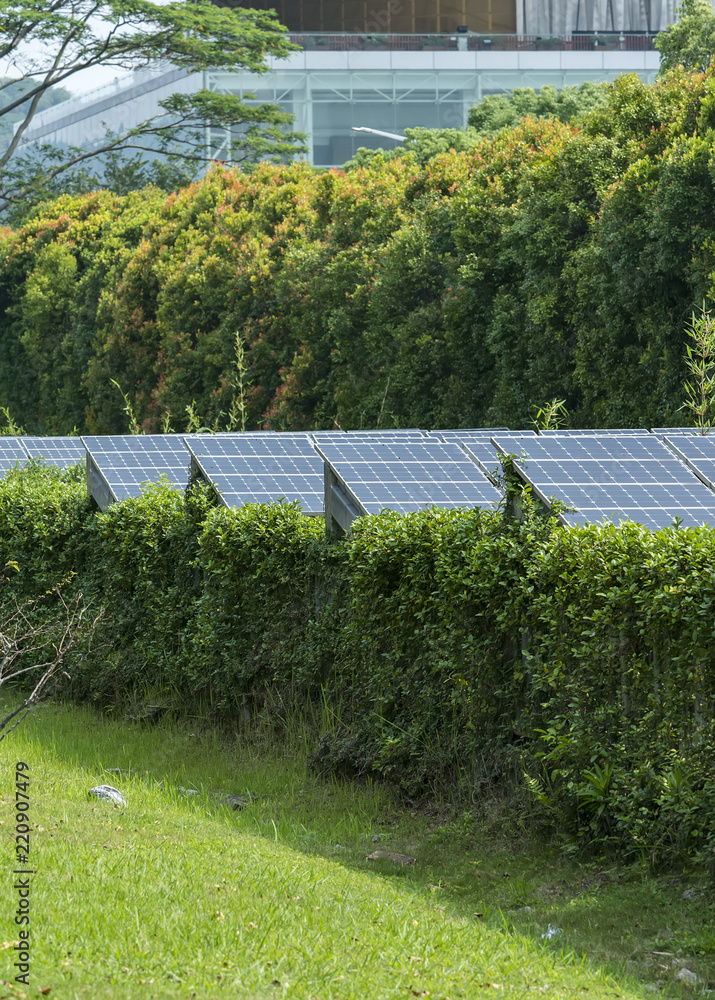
xmin=183 ymin=499 xmax=328 ymax=709
xmin=6 ymin=69 xmax=715 ymax=434
xmin=6 ymin=463 xmax=715 ymax=866
xmin=0 ymin=188 xmax=166 ymax=433
xmin=0 ymin=460 xmax=91 ymax=592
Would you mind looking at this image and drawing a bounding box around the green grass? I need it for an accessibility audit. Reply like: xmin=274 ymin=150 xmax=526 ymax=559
xmin=0 ymin=702 xmax=711 ymax=999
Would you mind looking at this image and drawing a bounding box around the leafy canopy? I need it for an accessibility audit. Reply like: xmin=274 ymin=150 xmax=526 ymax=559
xmin=0 ymin=0 xmax=305 ymax=214
xmin=656 ymin=0 xmax=715 ymax=72
xmin=467 ymin=82 xmax=610 ymax=133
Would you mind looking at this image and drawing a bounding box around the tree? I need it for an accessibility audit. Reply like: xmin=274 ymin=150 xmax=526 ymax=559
xmin=467 ymin=82 xmax=609 ymax=134
xmin=0 ymin=0 xmax=305 ymax=214
xmin=656 ymin=0 xmax=715 ymax=73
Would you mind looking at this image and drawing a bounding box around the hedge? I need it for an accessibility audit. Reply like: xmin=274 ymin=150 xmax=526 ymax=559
xmin=1 ymin=461 xmax=714 ymax=866
xmin=6 ymin=69 xmax=715 ymax=434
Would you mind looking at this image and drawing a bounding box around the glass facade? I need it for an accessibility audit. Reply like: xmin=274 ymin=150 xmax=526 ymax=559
xmin=206 ymin=43 xmax=659 ymax=166
xmin=22 ymin=38 xmax=661 ymax=170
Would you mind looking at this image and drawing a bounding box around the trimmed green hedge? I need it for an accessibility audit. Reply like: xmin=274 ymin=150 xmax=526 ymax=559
xmin=2 ymin=462 xmax=715 ymax=865
xmin=0 ymin=461 xmax=92 ymax=590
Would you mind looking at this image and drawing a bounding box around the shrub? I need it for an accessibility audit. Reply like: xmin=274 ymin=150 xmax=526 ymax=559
xmin=6 ymin=465 xmax=715 ymax=865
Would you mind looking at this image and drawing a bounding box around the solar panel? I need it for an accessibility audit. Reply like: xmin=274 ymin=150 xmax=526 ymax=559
xmin=652 ymin=427 xmax=709 ymax=436
xmin=209 ymin=430 xmax=305 ymax=437
xmin=186 ymin=434 xmax=324 ymax=515
xmin=23 ymin=436 xmax=85 ymax=467
xmin=459 ymin=432 xmax=535 ymax=479
xmin=538 ymin=428 xmax=647 ymax=435
xmin=311 ymin=430 xmax=346 ymax=440
xmin=82 ymin=435 xmax=191 ymax=509
xmin=316 ymin=439 xmax=502 ymax=528
xmin=663 ymin=434 xmax=715 ymax=491
xmin=429 ymin=428 xmax=510 ymax=441
xmin=493 ymin=432 xmax=715 ymax=530
xmin=313 ymin=432 xmax=426 ymax=447
xmin=345 ymin=428 xmax=424 ymax=435
xmin=0 ymin=437 xmax=28 ymax=474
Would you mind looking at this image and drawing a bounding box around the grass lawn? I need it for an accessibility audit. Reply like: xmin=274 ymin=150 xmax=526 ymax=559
xmin=0 ymin=701 xmax=711 ymax=999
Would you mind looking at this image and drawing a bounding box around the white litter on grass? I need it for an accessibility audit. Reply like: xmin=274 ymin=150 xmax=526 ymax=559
xmin=541 ymin=925 xmax=563 ymax=941
xmin=88 ymin=785 xmax=126 ymax=806
xmin=674 ymin=968 xmax=698 ymax=986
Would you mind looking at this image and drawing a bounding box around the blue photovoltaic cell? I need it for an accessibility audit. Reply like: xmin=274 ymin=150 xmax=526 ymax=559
xmin=82 ymin=435 xmax=191 ymax=502
xmin=495 ymin=434 xmax=671 ymax=464
xmin=460 ymin=432 xmax=535 ymax=478
xmin=316 ymin=439 xmax=501 ymax=515
xmin=186 ymin=434 xmax=324 ymax=514
xmin=493 ymin=432 xmax=715 ymax=530
xmin=0 ymin=437 xmax=28 ymax=473
xmin=311 ymin=431 xmax=346 ymax=441
xmin=663 ymin=434 xmax=715 ymax=491
xmin=23 ymin=436 xmax=85 ymax=467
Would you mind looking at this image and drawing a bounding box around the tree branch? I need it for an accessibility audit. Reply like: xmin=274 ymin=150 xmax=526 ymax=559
xmin=0 ymin=587 xmax=103 ymax=742
xmin=0 ymin=0 xmax=302 ymax=210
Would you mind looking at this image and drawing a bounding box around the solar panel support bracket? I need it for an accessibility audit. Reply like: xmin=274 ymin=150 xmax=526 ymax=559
xmin=86 ymin=453 xmax=115 ymax=511
xmin=325 ymin=474 xmax=362 ymax=537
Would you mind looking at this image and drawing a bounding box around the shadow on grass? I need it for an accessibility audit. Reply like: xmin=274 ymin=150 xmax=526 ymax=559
xmin=5 ymin=696 xmax=700 ymax=998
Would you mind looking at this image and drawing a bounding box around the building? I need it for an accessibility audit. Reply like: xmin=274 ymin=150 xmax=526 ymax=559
xmin=19 ymin=0 xmax=666 ymax=169
xmin=214 ymin=0 xmax=675 ymax=36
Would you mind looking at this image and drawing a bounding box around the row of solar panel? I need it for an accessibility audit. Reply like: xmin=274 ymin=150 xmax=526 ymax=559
xmin=0 ymin=428 xmax=506 ymax=472
xmin=5 ymin=428 xmax=715 ymax=531
xmin=83 ymin=431 xmax=506 ymax=517
xmin=0 ymin=425 xmax=702 ymax=476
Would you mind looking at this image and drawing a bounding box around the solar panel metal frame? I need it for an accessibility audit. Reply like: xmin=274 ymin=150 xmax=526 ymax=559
xmin=185 ymin=434 xmax=325 ymax=516
xmin=493 ymin=432 xmax=715 ymax=530
xmin=662 ymin=434 xmax=715 ymax=492
xmin=315 ymin=438 xmax=502 ymax=534
xmin=82 ymin=434 xmax=192 ymax=510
